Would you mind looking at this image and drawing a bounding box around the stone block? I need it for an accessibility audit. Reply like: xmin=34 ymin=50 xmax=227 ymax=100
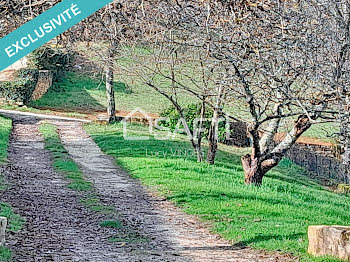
xmin=308 ymin=225 xmax=350 ymax=260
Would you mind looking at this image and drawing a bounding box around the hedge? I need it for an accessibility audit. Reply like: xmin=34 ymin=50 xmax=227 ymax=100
xmin=0 ymin=69 xmax=39 ymax=104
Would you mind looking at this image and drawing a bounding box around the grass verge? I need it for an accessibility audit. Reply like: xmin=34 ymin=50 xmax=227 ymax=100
xmin=0 ymin=203 xmax=24 ymax=261
xmin=85 ymin=122 xmax=350 ymax=262
xmin=0 ymin=116 xmax=24 ymax=261
xmin=39 ymin=123 xmax=93 ymax=192
xmin=39 ymin=123 xmax=124 ymax=239
xmin=0 ymin=117 xmax=11 ymax=165
xmin=0 ymin=203 xmax=23 ymax=261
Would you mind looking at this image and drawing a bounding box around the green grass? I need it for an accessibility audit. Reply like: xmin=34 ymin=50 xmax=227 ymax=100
xmin=0 ymin=203 xmax=24 ymax=233
xmin=0 ymin=116 xmax=14 ymax=261
xmin=0 ymin=203 xmax=24 ymax=261
xmin=85 ymin=123 xmax=350 ymax=261
xmin=30 ymin=72 xmax=195 ymax=114
xmin=80 ymin=196 xmax=115 ymax=215
xmin=0 ymin=247 xmax=11 ymax=261
xmin=0 ymin=117 xmax=11 ymax=164
xmin=39 ymin=123 xmax=93 ymax=192
xmin=100 ymin=220 xmax=122 ymax=229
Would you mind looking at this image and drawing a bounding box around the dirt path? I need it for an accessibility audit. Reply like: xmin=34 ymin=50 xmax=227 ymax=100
xmin=0 ymin=113 xmax=295 ymax=261
xmin=1 ymin=116 xmax=134 ymax=261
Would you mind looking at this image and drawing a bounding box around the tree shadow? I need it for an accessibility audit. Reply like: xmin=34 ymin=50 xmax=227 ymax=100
xmin=30 ymin=72 xmax=134 ymax=114
xmin=177 ymin=244 xmax=246 ymax=251
xmin=238 ymin=233 xmax=304 ymax=246
xmin=114 ymin=81 xmax=132 ymax=94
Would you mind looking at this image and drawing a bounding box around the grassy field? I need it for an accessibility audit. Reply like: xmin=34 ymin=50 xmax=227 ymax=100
xmin=85 ymin=123 xmax=350 ymax=262
xmin=30 ymin=72 xmax=195 ymax=114
xmin=0 ymin=116 xmax=24 ymax=261
xmin=25 ymin=70 xmax=337 ymax=143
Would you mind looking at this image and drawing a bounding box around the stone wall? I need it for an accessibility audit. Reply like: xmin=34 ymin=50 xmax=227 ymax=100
xmin=31 ymin=70 xmax=53 ymax=100
xmin=224 ymin=121 xmax=250 ymax=147
xmin=285 ymin=143 xmax=350 ymax=184
xmin=308 ymin=225 xmax=350 ymax=260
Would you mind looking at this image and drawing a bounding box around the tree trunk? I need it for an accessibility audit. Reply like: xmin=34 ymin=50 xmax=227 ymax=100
xmin=243 ymin=114 xmax=315 ymax=186
xmin=339 ymin=92 xmax=350 ymax=182
xmin=207 ymin=109 xmax=219 ymax=165
xmin=195 ymin=100 xmax=206 ymax=162
xmin=195 ymin=143 xmax=204 ymax=162
xmin=241 ymin=154 xmax=277 ymax=186
xmin=106 ymin=47 xmax=116 ymax=124
xmin=241 ymin=155 xmax=264 ymax=186
xmin=207 ymin=85 xmax=224 ymax=165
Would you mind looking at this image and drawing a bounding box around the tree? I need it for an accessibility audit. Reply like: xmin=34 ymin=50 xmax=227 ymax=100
xmin=209 ymin=0 xmax=337 ymax=185
xmin=129 ymin=38 xmax=213 ymax=162
xmin=300 ymin=0 xmax=350 ymax=181
xmin=69 ymin=2 xmax=142 ymax=123
xmin=0 ymin=0 xmax=61 ymax=38
xmin=149 ymin=0 xmax=337 ymax=185
xmin=1 ymin=0 xmax=139 ymax=123
xmin=124 ymin=0 xmax=236 ymax=164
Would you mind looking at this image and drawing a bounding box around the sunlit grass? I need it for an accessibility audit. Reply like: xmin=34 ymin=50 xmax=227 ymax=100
xmin=30 ymin=71 xmax=195 ymax=114
xmin=0 ymin=116 xmax=11 ymax=164
xmin=85 ymin=122 xmax=350 ymax=261
xmin=0 ymin=247 xmax=11 ymax=261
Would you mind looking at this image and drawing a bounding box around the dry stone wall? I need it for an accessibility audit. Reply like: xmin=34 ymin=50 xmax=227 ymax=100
xmin=285 ymin=143 xmax=350 ymax=184
xmin=31 ymin=70 xmax=53 ymax=100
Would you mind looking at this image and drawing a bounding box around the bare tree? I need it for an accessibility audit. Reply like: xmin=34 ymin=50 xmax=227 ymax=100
xmin=0 ymin=0 xmax=61 ymax=38
xmin=70 ymin=2 xmax=142 ymax=123
xmin=123 ymin=0 xmax=236 ymax=164
xmin=149 ymin=0 xmax=337 ymax=185
xmin=300 ymin=0 xmax=350 ymax=181
xmin=129 ymin=40 xmax=213 ymax=162
xmin=1 ymin=0 xmax=142 ymax=123
xmin=211 ymin=0 xmax=338 ymax=185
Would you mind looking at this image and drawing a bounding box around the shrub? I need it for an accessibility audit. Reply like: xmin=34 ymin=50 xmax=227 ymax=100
xmin=0 ymin=69 xmax=39 ymax=103
xmin=28 ymin=46 xmax=74 ymax=82
xmin=160 ymin=103 xmax=227 ymax=142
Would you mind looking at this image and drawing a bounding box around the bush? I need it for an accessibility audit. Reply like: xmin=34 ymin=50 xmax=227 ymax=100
xmin=160 ymin=103 xmax=227 ymax=142
xmin=28 ymin=46 xmax=73 ymax=82
xmin=0 ymin=69 xmax=39 ymax=103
